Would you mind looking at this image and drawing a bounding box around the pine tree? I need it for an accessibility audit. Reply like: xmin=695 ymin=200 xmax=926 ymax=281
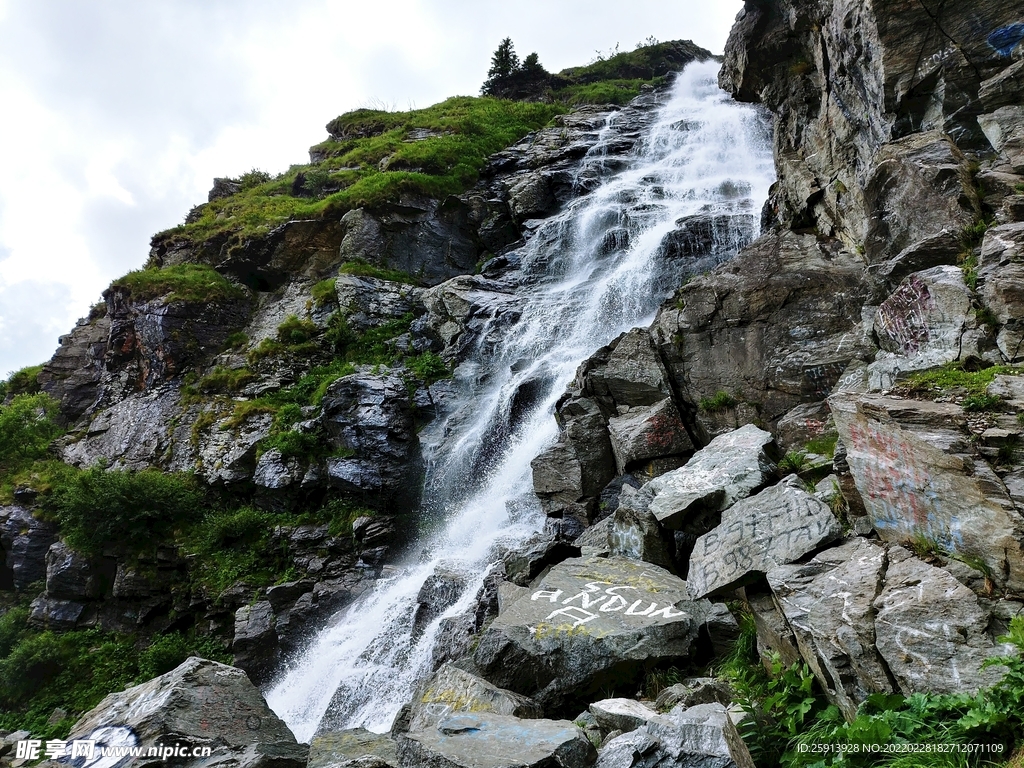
xmin=487 ymin=38 xmax=520 ymax=80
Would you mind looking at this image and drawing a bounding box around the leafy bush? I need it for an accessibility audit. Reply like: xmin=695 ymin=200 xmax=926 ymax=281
xmin=183 ymin=506 xmax=293 ymax=595
xmin=0 ymin=624 xmax=230 ymax=739
xmin=3 ymin=365 xmax=43 ymax=398
xmin=236 ymin=169 xmax=271 ymax=189
xmin=137 ymin=632 xmax=229 ymax=680
xmin=110 ymin=264 xmax=245 ymax=303
xmin=0 ymin=393 xmax=62 ymax=469
xmin=46 ymin=467 xmax=202 ymax=555
xmin=277 ymin=315 xmax=320 ymax=345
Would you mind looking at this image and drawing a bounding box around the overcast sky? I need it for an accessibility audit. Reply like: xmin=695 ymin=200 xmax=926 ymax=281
xmin=0 ymin=0 xmax=741 ymax=375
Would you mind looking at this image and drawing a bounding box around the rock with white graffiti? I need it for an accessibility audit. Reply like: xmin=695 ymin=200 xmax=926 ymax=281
xmin=60 ymin=656 xmax=306 ymax=768
xmin=766 ymin=541 xmax=1016 ymax=714
xmin=831 ymin=392 xmax=1024 ymax=593
xmin=471 ymin=556 xmax=724 ymax=710
xmin=687 ymin=479 xmax=842 ymax=599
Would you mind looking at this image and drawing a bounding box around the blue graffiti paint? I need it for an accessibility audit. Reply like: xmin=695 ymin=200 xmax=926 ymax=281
xmin=988 ymin=23 xmax=1024 ymax=57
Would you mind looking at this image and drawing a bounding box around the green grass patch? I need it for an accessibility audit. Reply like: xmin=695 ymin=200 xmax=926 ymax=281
xmin=699 ymin=391 xmax=737 ymax=412
xmin=195 ymin=366 xmax=254 ymax=394
xmin=901 ymin=363 xmax=1022 ymax=399
xmin=156 ymin=97 xmax=565 ymax=251
xmin=555 ymin=77 xmax=666 ymax=106
xmin=311 ymin=278 xmax=338 ymax=308
xmin=110 ymin=264 xmax=245 ymax=303
xmin=338 ymin=259 xmax=417 ymax=284
xmin=224 ymin=331 xmax=248 ymax=350
xmin=805 ymin=434 xmax=838 ymax=458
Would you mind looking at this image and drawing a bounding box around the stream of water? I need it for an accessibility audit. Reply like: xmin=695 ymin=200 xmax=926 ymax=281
xmin=265 ymin=60 xmax=774 ymax=742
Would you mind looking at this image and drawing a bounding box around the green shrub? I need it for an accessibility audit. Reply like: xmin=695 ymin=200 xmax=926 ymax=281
xmin=137 ymin=632 xmax=229 ymax=680
xmin=4 ymin=364 xmax=43 ymax=398
xmin=237 ymin=169 xmax=271 ymax=189
xmin=111 ymin=264 xmax=245 ymax=303
xmin=277 ymin=315 xmax=320 ymax=345
xmin=699 ymin=391 xmax=737 ymax=412
xmin=962 ymin=393 xmax=1003 ymax=412
xmin=0 ymin=607 xmax=30 ymax=658
xmin=183 ymin=506 xmax=292 ymax=594
xmin=224 ymin=331 xmax=248 ymax=350
xmin=46 ymin=466 xmax=202 ymax=555
xmin=778 ymin=451 xmax=808 ymax=474
xmin=0 ymin=393 xmax=62 ymax=469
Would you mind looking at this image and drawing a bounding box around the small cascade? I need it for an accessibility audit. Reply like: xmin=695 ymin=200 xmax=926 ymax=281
xmin=265 ymin=60 xmax=774 ymax=742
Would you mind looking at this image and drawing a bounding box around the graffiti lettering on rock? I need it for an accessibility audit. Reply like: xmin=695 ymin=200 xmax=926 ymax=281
xmin=529 ymin=581 xmax=687 ymax=627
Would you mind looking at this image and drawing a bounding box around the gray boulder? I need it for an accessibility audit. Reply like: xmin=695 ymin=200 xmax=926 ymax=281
xmin=874 ymin=547 xmax=1011 ymax=696
xmin=687 ymin=482 xmax=841 ymax=599
xmin=398 ymin=713 xmax=595 ymax=768
xmin=607 ymin=399 xmax=693 ymax=475
xmin=588 ymin=699 xmax=658 ymax=734
xmin=334 ymin=275 xmax=424 ymax=332
xmin=595 ymin=703 xmax=753 ymax=768
xmin=45 ymin=540 xmax=101 ymax=602
xmin=321 ymin=371 xmax=419 ymax=508
xmin=472 ymin=556 xmax=718 ymax=709
xmin=644 ymin=425 xmax=778 ymax=531
xmin=979 ymin=106 xmax=1024 ymax=174
xmin=863 ymin=133 xmax=979 ymax=264
xmin=63 ymin=657 xmax=306 ymax=768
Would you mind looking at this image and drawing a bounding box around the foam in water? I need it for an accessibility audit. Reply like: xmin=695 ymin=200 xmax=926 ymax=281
xmin=265 ymin=60 xmax=774 ymax=742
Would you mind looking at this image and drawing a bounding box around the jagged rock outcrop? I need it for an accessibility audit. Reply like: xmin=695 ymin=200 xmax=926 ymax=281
xmin=720 ymin=0 xmax=1019 ymax=245
xmin=0 ymin=506 xmax=56 ymax=591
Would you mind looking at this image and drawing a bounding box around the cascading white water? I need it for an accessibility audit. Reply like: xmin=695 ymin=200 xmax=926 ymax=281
xmin=265 ymin=60 xmax=774 ymax=742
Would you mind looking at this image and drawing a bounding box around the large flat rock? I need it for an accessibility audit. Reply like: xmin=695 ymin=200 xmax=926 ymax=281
xmin=473 ymin=557 xmax=720 ymax=709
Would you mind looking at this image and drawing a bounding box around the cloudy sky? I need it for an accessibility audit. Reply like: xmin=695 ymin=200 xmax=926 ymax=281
xmin=0 ymin=0 xmax=741 ymax=375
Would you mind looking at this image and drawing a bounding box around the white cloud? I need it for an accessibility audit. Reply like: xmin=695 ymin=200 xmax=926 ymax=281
xmin=0 ymin=0 xmax=742 ymax=373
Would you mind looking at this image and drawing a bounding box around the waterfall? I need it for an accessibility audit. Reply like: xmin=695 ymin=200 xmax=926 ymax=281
xmin=265 ymin=60 xmax=774 ymax=742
